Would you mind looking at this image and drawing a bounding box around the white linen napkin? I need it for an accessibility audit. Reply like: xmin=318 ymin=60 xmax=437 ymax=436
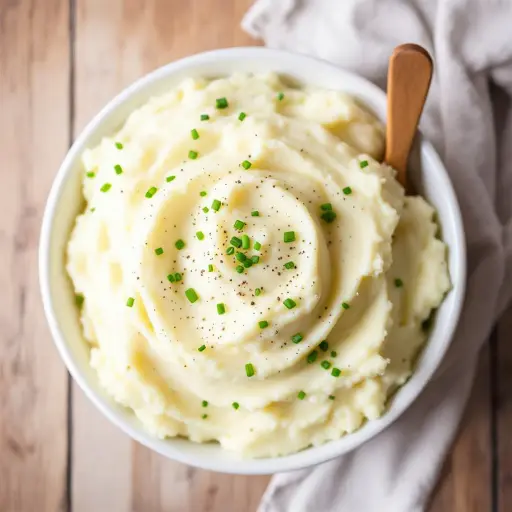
xmin=242 ymin=1 xmax=512 ymax=510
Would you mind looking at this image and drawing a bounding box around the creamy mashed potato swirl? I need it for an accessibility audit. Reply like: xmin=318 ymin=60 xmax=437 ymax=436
xmin=67 ymin=73 xmax=450 ymax=457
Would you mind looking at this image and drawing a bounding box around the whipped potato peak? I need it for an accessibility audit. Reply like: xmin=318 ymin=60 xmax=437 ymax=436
xmin=67 ymin=73 xmax=450 ymax=457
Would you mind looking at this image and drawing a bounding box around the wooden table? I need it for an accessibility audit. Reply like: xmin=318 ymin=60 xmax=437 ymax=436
xmin=1 ymin=1 xmax=510 ymax=510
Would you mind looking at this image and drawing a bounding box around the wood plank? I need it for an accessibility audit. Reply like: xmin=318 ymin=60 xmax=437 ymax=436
xmin=0 ymin=0 xmax=70 ymax=510
xmin=72 ymin=1 xmax=268 ymax=511
xmin=429 ymin=349 xmax=492 ymax=511
xmin=497 ymin=304 xmax=512 ymax=512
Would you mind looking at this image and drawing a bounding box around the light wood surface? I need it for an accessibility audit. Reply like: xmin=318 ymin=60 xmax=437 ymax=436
xmin=385 ymin=44 xmax=433 ymax=190
xmin=0 ymin=1 xmax=510 ymax=511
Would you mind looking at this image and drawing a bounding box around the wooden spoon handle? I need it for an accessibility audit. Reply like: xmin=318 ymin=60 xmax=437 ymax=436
xmin=385 ymin=44 xmax=433 ymax=190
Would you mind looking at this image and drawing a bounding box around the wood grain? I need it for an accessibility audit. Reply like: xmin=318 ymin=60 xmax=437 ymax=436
xmin=429 ymin=349 xmax=492 ymax=511
xmin=0 ymin=0 xmax=70 ymax=510
xmin=72 ymin=1 xmax=268 ymax=511
xmin=498 ymin=305 xmax=512 ymax=512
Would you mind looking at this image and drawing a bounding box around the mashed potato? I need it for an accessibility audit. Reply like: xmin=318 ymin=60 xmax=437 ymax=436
xmin=67 ymin=73 xmax=450 ymax=457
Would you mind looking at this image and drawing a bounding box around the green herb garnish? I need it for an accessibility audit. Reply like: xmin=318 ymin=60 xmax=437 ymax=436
xmin=291 ymin=333 xmax=303 ymax=344
xmin=185 ymin=288 xmax=199 ymax=303
xmin=145 ymin=186 xmax=157 ymax=198
xmin=216 ymin=97 xmax=229 ymax=109
xmin=283 ymin=231 xmax=295 ymax=243
xmin=283 ymin=298 xmax=296 ymax=309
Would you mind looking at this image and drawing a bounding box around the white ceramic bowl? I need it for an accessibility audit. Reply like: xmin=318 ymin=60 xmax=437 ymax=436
xmin=40 ymin=47 xmax=466 ymax=474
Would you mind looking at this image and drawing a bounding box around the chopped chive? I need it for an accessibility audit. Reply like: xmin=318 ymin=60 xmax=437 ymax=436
xmin=198 ymin=344 xmax=206 ymax=352
xmin=203 ymin=206 xmax=209 ymax=213
xmin=216 ymin=97 xmax=228 ymax=109
xmin=115 ymin=142 xmax=123 ymax=149
xmin=342 ymin=302 xmax=350 ymax=310
xmin=238 ymin=112 xmax=246 ymax=121
xmin=175 ymin=239 xmax=185 ymax=250
xmin=185 ymin=288 xmax=199 ymax=303
xmin=321 ymin=360 xmax=331 ymax=370
xmin=258 ymin=320 xmax=269 ymax=329
xmin=75 ymin=293 xmax=84 ymax=307
xmin=251 ymin=210 xmax=260 ymax=217
xmin=307 ymin=351 xmax=318 ymax=364
xmin=174 ymin=273 xmax=182 ymax=282
xmin=321 ymin=211 xmax=337 ymax=223
xmin=196 ymin=231 xmax=205 ymax=241
xmin=232 ymin=402 xmax=240 ymax=410
xmin=331 ymin=368 xmax=341 ymax=377
xmin=234 ymin=219 xmax=245 ymax=230
xmin=241 ymin=160 xmax=252 ymax=170
xmin=217 ymin=303 xmax=226 ymax=315
xmin=242 ymin=234 xmax=250 ymax=250
xmin=297 ymin=390 xmax=306 ymax=400
xmin=208 ymin=264 xmax=214 ymax=272
xmin=200 ymin=114 xmax=210 ymax=121
xmin=395 ymin=278 xmax=404 ymax=288
xmin=230 ymin=236 xmax=242 ymax=248
xmin=284 ymin=261 xmax=295 ymax=270
xmin=200 ymin=191 xmax=207 ymax=197
xmin=277 ymin=92 xmax=285 ymax=101
xmin=191 ymin=128 xmax=199 ymax=140
xmin=100 ymin=183 xmax=112 ymax=193
xmin=254 ymin=288 xmax=261 ymax=296
xmin=283 ymin=298 xmax=296 ymax=309
xmin=291 ymin=333 xmax=303 ymax=344
xmin=283 ymin=231 xmax=295 ymax=243
xmin=236 ymin=252 xmax=247 ymax=262
xmin=343 ymin=186 xmax=352 ymax=195
xmin=202 ymin=414 xmax=208 ymax=419
xmin=243 ymin=259 xmax=252 ymax=268
xmin=166 ymin=175 xmax=176 ymax=182
xmin=188 ymin=150 xmax=198 ymax=160
xmin=202 ymin=400 xmax=208 ymax=407
xmin=254 ymin=241 xmax=262 ymax=251
xmin=86 ymin=171 xmax=95 ymax=178
xmin=154 ymin=247 xmax=164 ymax=256
xmin=319 ymin=340 xmax=329 ymax=352
xmin=329 ymin=395 xmax=335 ymax=400
xmin=320 ymin=203 xmax=332 ymax=211
xmin=167 ymin=274 xmax=175 ymax=283
xmin=331 ymin=351 xmax=337 ymax=357
xmin=235 ymin=265 xmax=244 ymax=273
xmin=145 ymin=186 xmax=157 ymax=198
xmin=245 ymin=363 xmax=255 ymax=377
xmin=251 ymin=255 xmax=259 ymax=264
xmin=226 ymin=246 xmax=235 ymax=255
xmin=211 ymin=199 xmax=221 ymax=211
xmin=360 ymin=160 xmax=369 ymax=168
xmin=90 ymin=208 xmax=96 ymax=212
xmin=114 ymin=164 xmax=123 ymax=175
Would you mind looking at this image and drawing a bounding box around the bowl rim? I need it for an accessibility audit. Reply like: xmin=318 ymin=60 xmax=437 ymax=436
xmin=39 ymin=46 xmax=467 ymax=474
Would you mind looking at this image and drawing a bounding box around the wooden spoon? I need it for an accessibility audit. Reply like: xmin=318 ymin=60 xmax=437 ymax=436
xmin=385 ymin=44 xmax=433 ymax=191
